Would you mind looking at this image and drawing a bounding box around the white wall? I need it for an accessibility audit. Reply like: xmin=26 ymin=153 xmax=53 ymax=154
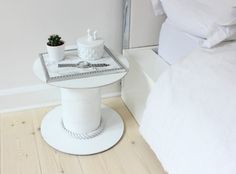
xmin=0 ymin=0 xmax=123 ymax=111
xmin=0 ymin=0 xmax=123 ymax=90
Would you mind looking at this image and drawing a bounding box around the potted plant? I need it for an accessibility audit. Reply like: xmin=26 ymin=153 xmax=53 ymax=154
xmin=47 ymin=34 xmax=65 ymax=63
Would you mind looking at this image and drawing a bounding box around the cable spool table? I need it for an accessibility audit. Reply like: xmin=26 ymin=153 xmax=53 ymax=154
xmin=33 ymin=46 xmax=129 ymax=155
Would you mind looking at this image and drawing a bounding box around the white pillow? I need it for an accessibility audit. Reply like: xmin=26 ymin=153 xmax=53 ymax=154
xmin=216 ymin=6 xmax=236 ymax=26
xmin=158 ymin=19 xmax=202 ymax=64
xmin=160 ymin=0 xmax=236 ymax=47
xmin=150 ymin=0 xmax=164 ymax=16
xmin=160 ymin=0 xmax=236 ymax=38
xmin=202 ymin=25 xmax=236 ymax=48
xmin=160 ymin=0 xmax=215 ymax=38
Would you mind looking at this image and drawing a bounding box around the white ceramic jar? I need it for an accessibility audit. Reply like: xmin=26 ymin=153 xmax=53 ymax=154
xmin=77 ymin=30 xmax=104 ymax=61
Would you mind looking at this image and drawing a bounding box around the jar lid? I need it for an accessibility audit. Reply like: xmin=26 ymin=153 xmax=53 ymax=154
xmin=77 ymin=36 xmax=104 ymax=47
xmin=77 ymin=29 xmax=104 ymax=48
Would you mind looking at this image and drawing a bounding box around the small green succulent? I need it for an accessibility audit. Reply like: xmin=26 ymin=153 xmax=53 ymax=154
xmin=47 ymin=34 xmax=64 ymax=46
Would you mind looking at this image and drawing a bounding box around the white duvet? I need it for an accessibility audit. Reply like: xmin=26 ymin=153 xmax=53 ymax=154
xmin=140 ymin=42 xmax=236 ymax=174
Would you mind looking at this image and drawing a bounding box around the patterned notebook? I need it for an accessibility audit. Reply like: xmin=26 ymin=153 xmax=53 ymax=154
xmin=40 ymin=46 xmax=128 ymax=83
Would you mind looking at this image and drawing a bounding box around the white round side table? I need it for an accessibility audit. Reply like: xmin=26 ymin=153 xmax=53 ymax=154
xmin=33 ymin=46 xmax=129 ymax=155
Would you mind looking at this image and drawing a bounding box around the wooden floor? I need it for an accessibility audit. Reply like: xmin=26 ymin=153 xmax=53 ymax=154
xmin=0 ymin=97 xmax=165 ymax=174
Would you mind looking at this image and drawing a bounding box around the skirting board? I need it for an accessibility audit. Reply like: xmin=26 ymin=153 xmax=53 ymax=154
xmin=0 ymin=83 xmax=121 ymax=114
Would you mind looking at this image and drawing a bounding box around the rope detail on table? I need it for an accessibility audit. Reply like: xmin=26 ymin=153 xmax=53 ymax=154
xmin=62 ymin=119 xmax=104 ymax=139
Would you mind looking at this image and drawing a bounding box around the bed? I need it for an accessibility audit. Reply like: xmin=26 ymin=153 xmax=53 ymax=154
xmin=122 ymin=0 xmax=236 ymax=173
xmin=140 ymin=42 xmax=236 ymax=174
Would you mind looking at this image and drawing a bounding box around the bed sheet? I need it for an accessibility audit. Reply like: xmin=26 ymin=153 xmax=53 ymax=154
xmin=140 ymin=42 xmax=236 ymax=174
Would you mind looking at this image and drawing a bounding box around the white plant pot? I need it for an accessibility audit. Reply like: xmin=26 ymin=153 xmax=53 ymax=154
xmin=46 ymin=43 xmax=65 ymax=63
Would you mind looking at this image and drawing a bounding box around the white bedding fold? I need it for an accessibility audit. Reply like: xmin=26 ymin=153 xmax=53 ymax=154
xmin=140 ymin=42 xmax=236 ymax=174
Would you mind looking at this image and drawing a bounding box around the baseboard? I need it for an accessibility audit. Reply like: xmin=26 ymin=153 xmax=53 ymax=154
xmin=0 ymin=83 xmax=121 ymax=114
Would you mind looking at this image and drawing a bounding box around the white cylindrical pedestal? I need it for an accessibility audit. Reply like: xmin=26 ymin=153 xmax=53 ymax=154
xmin=61 ymin=88 xmax=101 ymax=134
xmin=40 ymin=87 xmax=124 ymax=155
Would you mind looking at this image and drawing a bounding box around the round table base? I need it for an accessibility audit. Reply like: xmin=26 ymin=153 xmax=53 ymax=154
xmin=41 ymin=106 xmax=124 ymax=155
